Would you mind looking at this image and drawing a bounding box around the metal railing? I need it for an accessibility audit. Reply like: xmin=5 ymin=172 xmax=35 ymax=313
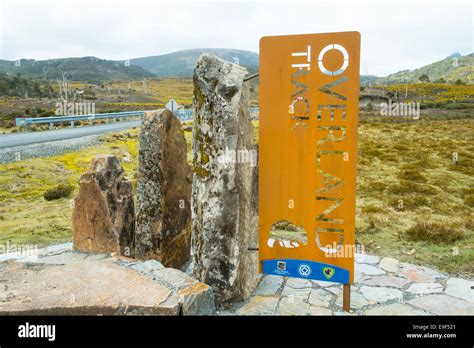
xmin=15 ymin=110 xmax=154 ymax=129
xmin=15 ymin=107 xmax=260 ymax=129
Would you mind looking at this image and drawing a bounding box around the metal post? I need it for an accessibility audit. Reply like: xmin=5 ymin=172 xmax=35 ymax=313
xmin=113 ymin=117 xmax=116 ymax=123
xmin=49 ymin=122 xmax=54 ymax=130
xmin=343 ymin=284 xmax=351 ymax=312
xmin=70 ymin=121 xmax=74 ymax=128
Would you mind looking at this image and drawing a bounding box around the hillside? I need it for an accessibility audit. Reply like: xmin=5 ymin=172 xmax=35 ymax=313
xmin=375 ymin=53 xmax=473 ymax=85
xmin=0 ymin=50 xmax=470 ymax=84
xmin=131 ymin=48 xmax=259 ymax=77
xmin=0 ymin=57 xmax=155 ymax=82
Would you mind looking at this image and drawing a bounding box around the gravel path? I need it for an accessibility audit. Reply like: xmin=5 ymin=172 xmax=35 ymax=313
xmin=0 ymin=134 xmax=101 ymax=164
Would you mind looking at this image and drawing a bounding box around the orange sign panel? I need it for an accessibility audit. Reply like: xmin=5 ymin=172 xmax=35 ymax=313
xmin=258 ymin=32 xmax=360 ymax=284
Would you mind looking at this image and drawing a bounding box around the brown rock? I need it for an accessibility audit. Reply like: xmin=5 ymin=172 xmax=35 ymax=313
xmin=135 ymin=109 xmax=192 ymax=268
xmin=72 ymin=154 xmax=135 ymax=256
xmin=0 ymin=258 xmax=178 ymax=315
xmin=0 ymin=249 xmax=216 ymax=315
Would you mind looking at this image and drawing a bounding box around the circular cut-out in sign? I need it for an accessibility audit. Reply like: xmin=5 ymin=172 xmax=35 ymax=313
xmin=318 ymin=44 xmax=349 ymax=76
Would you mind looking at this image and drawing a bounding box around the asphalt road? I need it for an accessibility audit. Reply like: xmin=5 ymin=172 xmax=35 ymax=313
xmin=0 ymin=121 xmax=141 ymax=148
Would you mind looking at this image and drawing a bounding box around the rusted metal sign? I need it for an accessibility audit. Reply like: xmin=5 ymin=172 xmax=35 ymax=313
xmin=258 ymin=32 xmax=360 ymax=300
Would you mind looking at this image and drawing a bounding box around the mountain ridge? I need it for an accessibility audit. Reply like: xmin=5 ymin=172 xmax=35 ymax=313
xmin=0 ymin=50 xmax=471 ymax=84
xmin=130 ymin=48 xmax=259 ymax=77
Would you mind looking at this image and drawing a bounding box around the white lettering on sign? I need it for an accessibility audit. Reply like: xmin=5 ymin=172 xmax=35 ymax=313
xmin=289 ymin=42 xmax=352 ymax=253
xmin=291 ymin=45 xmax=311 ymax=70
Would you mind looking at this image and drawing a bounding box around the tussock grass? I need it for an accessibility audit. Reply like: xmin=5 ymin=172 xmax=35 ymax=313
xmin=464 ymin=194 xmax=474 ymax=208
xmin=398 ymin=169 xmax=427 ymax=183
xmin=361 ymin=204 xmax=385 ymax=214
xmin=44 ymin=184 xmax=74 ymax=201
xmin=405 ymin=222 xmax=466 ymax=244
xmin=357 ymin=117 xmax=473 ymax=276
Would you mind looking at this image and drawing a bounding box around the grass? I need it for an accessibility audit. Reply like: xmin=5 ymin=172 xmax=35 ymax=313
xmin=405 ymin=222 xmax=466 ymax=244
xmin=270 ymin=220 xmax=308 ymax=244
xmin=0 ymin=128 xmax=140 ymax=248
xmin=356 ymin=116 xmax=473 ymax=276
xmin=0 ymin=114 xmax=473 ymax=277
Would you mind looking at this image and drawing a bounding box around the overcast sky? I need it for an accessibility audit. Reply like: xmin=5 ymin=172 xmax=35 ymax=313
xmin=0 ymin=0 xmax=472 ymax=76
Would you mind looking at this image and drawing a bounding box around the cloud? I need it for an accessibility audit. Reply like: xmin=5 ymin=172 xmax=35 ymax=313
xmin=0 ymin=0 xmax=472 ymax=76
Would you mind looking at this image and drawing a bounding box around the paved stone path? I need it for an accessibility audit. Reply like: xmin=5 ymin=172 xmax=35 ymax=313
xmin=1 ymin=245 xmax=472 ymax=315
xmin=220 ymin=254 xmax=474 ymax=315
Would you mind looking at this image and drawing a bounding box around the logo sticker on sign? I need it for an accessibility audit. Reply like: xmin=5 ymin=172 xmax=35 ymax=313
xmin=258 ymin=32 xmax=360 ymax=300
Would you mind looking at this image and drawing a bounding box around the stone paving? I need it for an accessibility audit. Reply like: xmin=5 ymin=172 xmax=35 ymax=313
xmin=1 ymin=244 xmax=472 ymax=315
xmin=220 ymin=254 xmax=474 ymax=315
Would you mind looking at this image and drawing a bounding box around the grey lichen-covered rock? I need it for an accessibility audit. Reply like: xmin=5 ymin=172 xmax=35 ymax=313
xmin=72 ymin=154 xmax=135 ymax=256
xmin=191 ymin=53 xmax=259 ymax=304
xmin=135 ymin=109 xmax=192 ymax=269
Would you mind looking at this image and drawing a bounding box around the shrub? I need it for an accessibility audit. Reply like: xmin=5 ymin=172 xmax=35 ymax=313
xmin=464 ymin=217 xmax=474 ymax=230
xmin=271 ymin=220 xmax=300 ymax=232
xmin=388 ymin=195 xmax=429 ymax=210
xmin=361 ymin=217 xmax=379 ymax=234
xmin=43 ymin=184 xmax=74 ymax=201
xmin=419 ymin=74 xmax=430 ymax=83
xmin=388 ymin=180 xmax=437 ymax=195
xmin=361 ymin=204 xmax=385 ymax=214
xmin=398 ymin=169 xmax=427 ymax=183
xmin=464 ymin=194 xmax=474 ymax=208
xmin=38 ymin=110 xmax=56 ymax=117
xmin=405 ymin=222 xmax=465 ymax=244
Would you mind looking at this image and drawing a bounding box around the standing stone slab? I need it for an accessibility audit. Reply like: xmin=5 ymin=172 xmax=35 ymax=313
xmin=191 ymin=54 xmax=259 ymax=304
xmin=73 ymin=155 xmax=135 ymax=256
xmin=135 ymin=109 xmax=192 ymax=269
